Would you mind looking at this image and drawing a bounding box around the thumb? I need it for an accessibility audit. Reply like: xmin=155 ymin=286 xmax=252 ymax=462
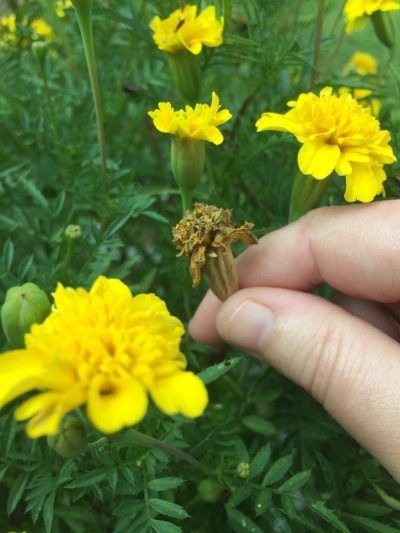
xmin=216 ymin=287 xmax=400 ymax=481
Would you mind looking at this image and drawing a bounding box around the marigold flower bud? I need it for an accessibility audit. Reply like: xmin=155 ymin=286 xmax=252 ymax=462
xmin=371 ymin=11 xmax=396 ymax=49
xmin=171 ymin=137 xmax=205 ymax=194
xmin=172 ymin=203 xmax=257 ymax=301
xmin=198 ymin=478 xmax=224 ymax=503
xmin=32 ymin=41 xmax=49 ymax=67
xmin=47 ymin=417 xmax=88 ymax=458
xmin=236 ymin=461 xmax=251 ymax=479
xmin=1 ymin=283 xmax=51 ymax=348
xmin=168 ymin=51 xmax=201 ymax=103
xmin=65 ymin=224 xmax=83 ymax=240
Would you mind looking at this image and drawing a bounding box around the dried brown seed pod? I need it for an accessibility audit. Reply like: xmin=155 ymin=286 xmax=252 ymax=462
xmin=172 ymin=203 xmax=257 ymax=301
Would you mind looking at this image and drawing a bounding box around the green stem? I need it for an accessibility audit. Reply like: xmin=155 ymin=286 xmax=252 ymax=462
xmin=60 ymin=238 xmax=74 ymax=278
xmin=72 ymin=0 xmax=109 ymax=195
xmin=179 ymin=187 xmax=193 ymax=213
xmin=289 ymin=171 xmax=332 ymax=222
xmin=311 ymin=0 xmax=325 ymax=92
xmin=320 ymin=26 xmax=346 ymax=82
xmin=116 ymin=429 xmax=214 ymax=476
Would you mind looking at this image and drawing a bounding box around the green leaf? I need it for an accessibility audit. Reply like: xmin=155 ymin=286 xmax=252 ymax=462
xmin=278 ymin=470 xmax=311 ymax=492
xmin=372 ymin=482 xmax=400 ymax=511
xmin=250 ymin=443 xmax=271 ymax=478
xmin=229 ymin=485 xmax=252 ymax=508
xmin=346 ymin=515 xmax=399 ymax=533
xmin=225 ymin=505 xmax=263 ymax=533
xmin=3 ymin=238 xmax=14 ymax=271
xmin=66 ymin=469 xmax=109 ymax=488
xmin=255 ymin=489 xmax=272 ymax=517
xmin=242 ymin=415 xmax=277 ymax=437
xmin=43 ymin=492 xmax=56 ymax=533
xmin=262 ymin=455 xmax=293 ymax=486
xmin=147 ymin=478 xmax=185 ymax=491
xmin=7 ymin=471 xmax=29 ymax=514
xmin=149 ymin=498 xmax=189 ymax=520
xmin=198 ymin=357 xmax=242 ymax=385
xmin=17 ymin=254 xmax=34 ymax=280
xmin=150 ymin=519 xmax=182 ymax=533
xmin=311 ymin=502 xmax=350 ymax=533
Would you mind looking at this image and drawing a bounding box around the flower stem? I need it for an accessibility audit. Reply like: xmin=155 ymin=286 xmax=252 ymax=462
xmin=311 ymin=0 xmax=325 ymax=92
xmin=72 ymin=0 xmax=109 ymax=195
xmin=179 ymin=187 xmax=193 ymax=213
xmin=117 ymin=429 xmax=214 ymax=476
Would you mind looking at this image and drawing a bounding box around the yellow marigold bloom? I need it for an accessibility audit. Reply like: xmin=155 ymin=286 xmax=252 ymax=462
xmin=256 ymin=87 xmax=396 ymax=203
xmin=56 ymin=0 xmax=73 ymax=18
xmin=345 ymin=52 xmax=378 ymax=75
xmin=31 ymin=19 xmax=54 ymax=41
xmin=344 ymin=0 xmax=400 ymax=33
xmin=150 ymin=5 xmax=223 ymax=55
xmin=0 ymin=276 xmax=208 ymax=437
xmin=0 ymin=14 xmax=54 ymax=46
xmin=149 ymin=92 xmax=232 ymax=145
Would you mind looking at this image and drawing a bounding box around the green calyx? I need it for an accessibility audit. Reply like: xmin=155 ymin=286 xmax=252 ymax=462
xmin=168 ymin=50 xmax=201 ymax=105
xmin=47 ymin=417 xmax=88 ymax=458
xmin=171 ymin=137 xmax=205 ymax=212
xmin=1 ymin=283 xmax=51 ymax=348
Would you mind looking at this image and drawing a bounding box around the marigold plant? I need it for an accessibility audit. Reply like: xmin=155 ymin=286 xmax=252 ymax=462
xmin=344 ymin=0 xmax=400 ymax=32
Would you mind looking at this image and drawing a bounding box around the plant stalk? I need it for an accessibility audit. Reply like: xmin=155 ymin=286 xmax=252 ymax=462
xmin=311 ymin=0 xmax=325 ymax=92
xmin=72 ymin=0 xmax=109 ymax=195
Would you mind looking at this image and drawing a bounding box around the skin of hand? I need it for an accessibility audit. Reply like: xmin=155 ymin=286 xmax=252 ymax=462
xmin=189 ymin=200 xmax=400 ymax=481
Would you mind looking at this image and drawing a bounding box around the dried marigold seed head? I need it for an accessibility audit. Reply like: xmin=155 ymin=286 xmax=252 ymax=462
xmin=172 ymin=203 xmax=257 ymax=301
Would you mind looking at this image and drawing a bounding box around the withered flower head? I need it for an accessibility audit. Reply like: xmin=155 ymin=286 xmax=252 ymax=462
xmin=172 ymin=203 xmax=257 ymax=301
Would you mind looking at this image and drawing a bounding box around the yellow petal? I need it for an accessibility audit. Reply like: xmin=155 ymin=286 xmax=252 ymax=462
xmin=0 ymin=350 xmax=45 ymax=409
xmin=16 ymin=392 xmax=65 ymax=437
xmin=87 ymin=375 xmax=148 ymax=433
xmin=255 ymin=113 xmax=298 ymax=134
xmin=344 ymin=163 xmax=386 ymax=203
xmin=151 ymin=371 xmax=208 ymax=418
xmin=90 ymin=276 xmax=132 ymax=301
xmin=298 ymin=142 xmax=340 ymax=180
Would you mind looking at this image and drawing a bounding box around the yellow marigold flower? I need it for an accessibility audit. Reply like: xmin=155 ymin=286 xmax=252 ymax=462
xmin=31 ymin=19 xmax=55 ymax=41
xmin=56 ymin=0 xmax=73 ymax=18
xmin=344 ymin=0 xmax=400 ymax=33
xmin=149 ymin=92 xmax=232 ymax=145
xmin=345 ymin=52 xmax=378 ymax=75
xmin=150 ymin=5 xmax=223 ymax=55
xmin=0 ymin=276 xmax=208 ymax=437
xmin=256 ymin=87 xmax=396 ymax=203
xmin=0 ymin=14 xmax=54 ymax=46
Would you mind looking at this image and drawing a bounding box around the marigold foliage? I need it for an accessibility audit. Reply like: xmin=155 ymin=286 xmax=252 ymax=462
xmin=150 ymin=5 xmax=223 ymax=55
xmin=256 ymin=87 xmax=396 ymax=203
xmin=0 ymin=276 xmax=208 ymax=437
xmin=344 ymin=0 xmax=400 ymax=33
xmin=149 ymin=92 xmax=232 ymax=145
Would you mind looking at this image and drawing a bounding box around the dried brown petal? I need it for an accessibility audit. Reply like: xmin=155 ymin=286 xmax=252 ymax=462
xmin=172 ymin=203 xmax=257 ymax=299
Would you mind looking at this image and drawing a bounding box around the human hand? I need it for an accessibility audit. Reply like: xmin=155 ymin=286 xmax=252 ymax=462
xmin=189 ymin=200 xmax=400 ymax=481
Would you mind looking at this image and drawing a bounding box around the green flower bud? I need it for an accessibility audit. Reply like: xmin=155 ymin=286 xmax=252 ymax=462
xmin=47 ymin=417 xmax=88 ymax=458
xmin=371 ymin=11 xmax=396 ymax=49
xmin=168 ymin=50 xmax=201 ymax=104
xmin=236 ymin=461 xmax=251 ymax=479
xmin=171 ymin=138 xmax=205 ymax=205
xmin=1 ymin=283 xmax=51 ymax=348
xmin=32 ymin=41 xmax=49 ymax=69
xmin=65 ymin=224 xmax=83 ymax=240
xmin=198 ymin=478 xmax=223 ymax=503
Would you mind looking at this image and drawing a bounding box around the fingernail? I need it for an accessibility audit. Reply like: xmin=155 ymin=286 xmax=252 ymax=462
xmin=218 ymin=299 xmax=274 ymax=352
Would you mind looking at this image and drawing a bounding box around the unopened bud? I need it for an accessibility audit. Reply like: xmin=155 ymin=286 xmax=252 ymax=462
xmin=236 ymin=461 xmax=250 ymax=479
xmin=198 ymin=478 xmax=223 ymax=503
xmin=371 ymin=11 xmax=396 ymax=49
xmin=171 ymin=138 xmax=205 ymax=195
xmin=168 ymin=50 xmax=201 ymax=104
xmin=32 ymin=41 xmax=49 ymax=68
xmin=1 ymin=283 xmax=51 ymax=348
xmin=47 ymin=417 xmax=88 ymax=458
xmin=65 ymin=224 xmax=82 ymax=240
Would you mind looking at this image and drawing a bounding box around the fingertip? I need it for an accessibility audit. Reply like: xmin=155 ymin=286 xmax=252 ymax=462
xmin=189 ymin=290 xmax=223 ymax=344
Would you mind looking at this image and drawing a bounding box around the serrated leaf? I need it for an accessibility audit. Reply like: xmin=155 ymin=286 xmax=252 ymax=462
xmin=242 ymin=415 xmax=277 ymax=437
xmin=7 ymin=471 xmax=29 ymax=514
xmin=311 ymin=502 xmax=350 ymax=533
xmin=66 ymin=469 xmax=109 ymax=488
xmin=149 ymin=498 xmax=189 ymax=520
xmin=255 ymin=489 xmax=272 ymax=517
xmin=250 ymin=443 xmax=271 ymax=478
xmin=278 ymin=470 xmax=311 ymax=492
xmin=147 ymin=477 xmax=185 ymax=491
xmin=225 ymin=505 xmax=263 ymax=533
xmin=150 ymin=519 xmax=182 ymax=533
xmin=44 ymin=491 xmax=56 ymax=533
xmin=3 ymin=238 xmax=14 ymax=271
xmin=143 ymin=210 xmax=169 ymax=223
xmin=263 ymin=455 xmax=293 ymax=486
xmin=17 ymin=254 xmax=34 ymax=281
xmin=198 ymin=357 xmax=241 ymax=385
xmin=229 ymin=485 xmax=252 ymax=507
xmin=346 ymin=515 xmax=399 ymax=533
